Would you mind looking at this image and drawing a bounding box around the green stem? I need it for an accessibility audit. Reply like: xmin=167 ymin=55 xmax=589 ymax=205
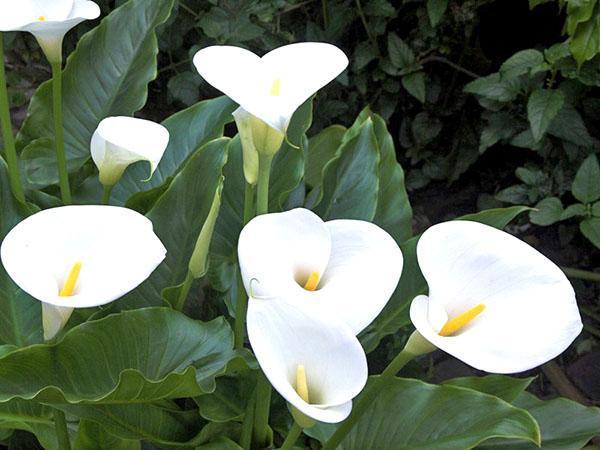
xmin=322 ymin=0 xmax=329 ymax=27
xmin=239 ymin=390 xmax=256 ymax=450
xmin=256 ymin=153 xmax=273 ymax=216
xmin=253 ymin=371 xmax=272 ymax=448
xmin=355 ymin=0 xmax=379 ymax=55
xmin=280 ymin=422 xmax=303 ymax=450
xmin=101 ymin=185 xmax=113 ymax=205
xmin=561 ymin=267 xmax=600 ymax=282
xmin=234 ymin=271 xmax=248 ymax=349
xmin=322 ymin=349 xmax=416 ymax=450
xmin=53 ymin=409 xmax=71 ymax=450
xmin=174 ymin=271 xmax=194 ymax=312
xmin=0 ymin=34 xmax=26 ymax=204
xmin=243 ymin=182 xmax=255 ymax=225
xmin=51 ymin=61 xmax=71 ymax=204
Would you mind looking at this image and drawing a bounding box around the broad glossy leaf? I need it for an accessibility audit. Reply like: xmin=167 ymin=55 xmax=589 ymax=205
xmin=443 ymin=375 xmax=533 ymax=403
xmin=480 ymin=392 xmax=600 ymax=450
xmin=360 ymin=206 xmax=529 ymax=352
xmin=0 ymin=399 xmax=64 ymax=450
xmin=0 ymin=308 xmax=234 ymax=403
xmin=527 ymin=89 xmax=564 ymax=142
xmin=305 ymin=125 xmax=346 ymax=188
xmin=572 ymin=154 xmax=600 ymax=204
xmin=0 ymin=158 xmax=42 ymax=346
xmin=74 ymin=420 xmax=139 ymax=450
xmin=310 ymin=378 xmax=540 ymax=449
xmin=118 ymin=138 xmax=229 ymax=309
xmin=314 ymin=119 xmax=380 ymax=220
xmin=17 ymin=0 xmax=176 ymax=187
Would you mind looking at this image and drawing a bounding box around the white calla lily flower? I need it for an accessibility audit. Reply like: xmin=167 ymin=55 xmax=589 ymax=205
xmin=0 ymin=0 xmax=100 ymax=63
xmin=193 ymin=43 xmax=348 ymax=134
xmin=1 ymin=205 xmax=167 ymax=340
xmin=248 ymin=296 xmax=368 ymax=423
xmin=238 ymin=208 xmax=403 ymax=334
xmin=91 ymin=116 xmax=170 ymax=187
xmin=409 ymin=220 xmax=583 ymax=374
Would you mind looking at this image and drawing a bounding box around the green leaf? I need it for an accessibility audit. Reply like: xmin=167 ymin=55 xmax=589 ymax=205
xmin=119 ymin=138 xmax=229 ymax=309
xmin=580 ymin=217 xmax=600 ymax=248
xmin=569 ymin=10 xmax=599 ymax=66
xmin=443 ymin=375 xmax=533 ymax=403
xmin=0 ymin=399 xmax=65 ymax=450
xmin=74 ymin=420 xmax=139 ymax=450
xmin=479 ymin=112 xmax=522 ymax=154
xmin=500 ymin=49 xmax=545 ymax=79
xmin=530 ymin=197 xmax=564 ymax=225
xmin=305 ymin=125 xmax=346 ymax=188
xmin=17 ymin=0 xmax=176 ymax=186
xmin=480 ymin=392 xmax=600 ymax=450
xmin=427 ymin=0 xmax=448 ymax=26
xmin=314 ymin=378 xmax=540 ymax=449
xmin=0 ymin=308 xmax=233 ymax=404
xmin=196 ymin=376 xmax=252 ymax=423
xmin=387 ymin=33 xmax=416 ymax=69
xmin=561 ymin=203 xmax=588 ymax=220
xmin=167 ymin=71 xmax=201 ymax=106
xmin=0 ymin=158 xmax=42 ymax=347
xmin=529 ymin=0 xmax=554 ymax=8
xmin=360 ymin=206 xmax=529 ymax=351
xmin=527 ymin=89 xmax=565 ymax=142
xmin=402 ymin=71 xmax=426 ymax=103
xmin=572 ymin=154 xmax=600 ymax=204
xmin=593 ymin=201 xmax=600 ymax=217
xmin=464 ymin=74 xmax=520 ymax=102
xmin=313 ymin=119 xmax=380 ymax=220
xmin=548 ymin=106 xmax=593 ymax=147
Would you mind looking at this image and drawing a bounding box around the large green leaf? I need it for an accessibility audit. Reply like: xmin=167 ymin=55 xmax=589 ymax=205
xmin=118 ymin=138 xmax=229 ymax=309
xmin=360 ymin=206 xmax=530 ymax=352
xmin=0 ymin=158 xmax=42 ymax=347
xmin=0 ymin=399 xmax=65 ymax=450
xmin=74 ymin=420 xmax=139 ymax=450
xmin=310 ymin=378 xmax=540 ymax=449
xmin=17 ymin=0 xmax=176 ymax=187
xmin=480 ymin=393 xmax=600 ymax=450
xmin=443 ymin=375 xmax=533 ymax=403
xmin=313 ymin=119 xmax=380 ymax=220
xmin=572 ymin=154 xmax=600 ymax=204
xmin=305 ymin=125 xmax=346 ymax=188
xmin=0 ymin=308 xmax=233 ymax=404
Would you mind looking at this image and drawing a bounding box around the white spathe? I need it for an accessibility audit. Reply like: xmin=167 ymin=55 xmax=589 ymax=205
xmin=0 ymin=0 xmax=100 ymax=62
xmin=193 ymin=43 xmax=348 ymax=133
xmin=1 ymin=205 xmax=166 ymax=339
xmin=91 ymin=116 xmax=170 ymax=187
xmin=248 ymin=296 xmax=368 ymax=423
xmin=410 ymin=220 xmax=583 ymax=374
xmin=238 ymin=208 xmax=403 ymax=334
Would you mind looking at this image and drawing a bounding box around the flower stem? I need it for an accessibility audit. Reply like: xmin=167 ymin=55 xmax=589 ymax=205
xmin=243 ymin=182 xmax=255 ymax=225
xmin=322 ymin=348 xmax=416 ymax=450
xmin=240 ymin=392 xmax=255 ymax=450
xmin=101 ymin=185 xmax=113 ymax=205
xmin=174 ymin=271 xmax=194 ymax=312
xmin=256 ymin=153 xmax=273 ymax=216
xmin=53 ymin=408 xmax=71 ymax=450
xmin=253 ymin=371 xmax=272 ymax=448
xmin=561 ymin=267 xmax=600 ymax=282
xmin=281 ymin=422 xmax=303 ymax=450
xmin=51 ymin=61 xmax=71 ymax=205
xmin=0 ymin=34 xmax=26 ymax=204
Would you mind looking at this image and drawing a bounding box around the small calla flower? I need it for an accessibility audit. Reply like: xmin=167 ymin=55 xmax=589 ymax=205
xmin=248 ymin=296 xmax=368 ymax=423
xmin=409 ymin=221 xmax=583 ymax=374
xmin=91 ymin=116 xmax=170 ymax=187
xmin=0 ymin=0 xmax=100 ymax=63
xmin=193 ymin=43 xmax=349 ymax=135
xmin=238 ymin=208 xmax=404 ymax=334
xmin=1 ymin=205 xmax=166 ymax=340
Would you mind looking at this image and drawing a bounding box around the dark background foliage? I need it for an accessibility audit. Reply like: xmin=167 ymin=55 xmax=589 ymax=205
xmin=2 ymin=0 xmax=599 ymax=445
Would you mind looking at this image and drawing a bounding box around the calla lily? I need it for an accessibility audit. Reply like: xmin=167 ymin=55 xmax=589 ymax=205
xmin=238 ymin=208 xmax=403 ymax=334
xmin=247 ymin=295 xmax=368 ymax=423
xmin=0 ymin=0 xmax=100 ymax=63
xmin=1 ymin=205 xmax=166 ymax=340
xmin=91 ymin=116 xmax=170 ymax=188
xmin=409 ymin=220 xmax=583 ymax=374
xmin=193 ymin=43 xmax=349 ymax=135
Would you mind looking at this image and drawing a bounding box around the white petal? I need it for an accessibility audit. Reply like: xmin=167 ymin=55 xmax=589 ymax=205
xmin=1 ymin=206 xmax=166 ymax=309
xmin=282 ymin=220 xmax=403 ymax=334
xmin=91 ymin=117 xmax=170 ymax=185
xmin=247 ymin=297 xmax=367 ymax=423
xmin=238 ymin=208 xmax=331 ymax=299
xmin=411 ymin=221 xmax=583 ymax=373
xmin=42 ymin=304 xmax=73 ymax=340
xmin=194 ymin=43 xmax=348 ymax=132
xmin=69 ymin=0 xmax=101 ymax=20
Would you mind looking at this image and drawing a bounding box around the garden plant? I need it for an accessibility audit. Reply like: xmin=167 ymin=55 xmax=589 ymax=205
xmin=0 ymin=0 xmax=598 ymax=449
